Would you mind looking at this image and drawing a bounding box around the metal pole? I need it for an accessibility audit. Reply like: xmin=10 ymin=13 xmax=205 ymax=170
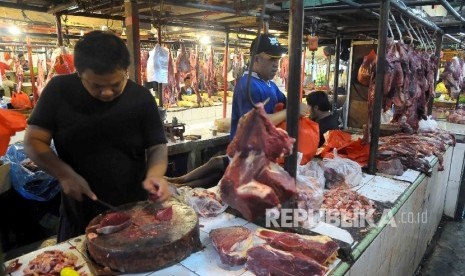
xmin=390 ymin=0 xmax=442 ymax=33
xmin=55 ymin=14 xmax=63 ymax=46
xmin=223 ymin=32 xmax=229 ymax=118
xmin=301 ymin=47 xmax=306 ymax=100
xmin=368 ymin=0 xmax=390 ymax=175
xmin=124 ymin=0 xmax=141 ymax=84
xmin=428 ymin=33 xmax=443 ymax=115
xmin=333 ymin=32 xmax=341 ymax=112
xmin=439 ymin=0 xmax=465 ymax=24
xmin=284 ymin=0 xmax=304 ymax=178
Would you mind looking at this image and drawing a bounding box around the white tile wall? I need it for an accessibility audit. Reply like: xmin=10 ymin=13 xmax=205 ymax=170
xmin=166 ymin=104 xmax=232 ymax=127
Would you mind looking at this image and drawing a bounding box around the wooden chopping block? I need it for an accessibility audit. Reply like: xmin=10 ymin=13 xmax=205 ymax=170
xmin=85 ymin=199 xmax=201 ymax=274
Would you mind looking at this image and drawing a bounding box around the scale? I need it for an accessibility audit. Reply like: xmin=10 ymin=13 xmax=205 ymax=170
xmin=164 ymin=118 xmax=186 ymax=142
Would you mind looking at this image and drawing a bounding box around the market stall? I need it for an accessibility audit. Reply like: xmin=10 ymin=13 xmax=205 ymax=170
xmin=1 ymin=1 xmax=465 ymax=276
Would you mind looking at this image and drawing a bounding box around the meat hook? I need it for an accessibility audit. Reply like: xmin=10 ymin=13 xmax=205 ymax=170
xmin=389 ymin=12 xmax=403 ymax=43
xmin=400 ymin=15 xmax=414 ymax=47
xmin=245 ymin=0 xmax=268 ymax=109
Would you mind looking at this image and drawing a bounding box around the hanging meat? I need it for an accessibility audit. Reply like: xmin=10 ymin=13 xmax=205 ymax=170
xmin=14 ymin=59 xmax=24 ymax=93
xmin=175 ymin=44 xmax=190 ymax=94
xmin=163 ymin=52 xmax=177 ymax=107
xmin=232 ymin=52 xmax=245 ymax=80
xmin=36 ymin=59 xmax=45 ymax=96
xmin=189 ymin=48 xmax=202 ymax=105
xmin=357 ymin=49 xmax=377 ymax=87
xmin=140 ymin=50 xmax=149 ymax=84
xmin=363 ymin=36 xmax=440 ymax=142
xmin=441 ymin=56 xmax=464 ymax=99
xmin=204 ymin=46 xmax=217 ymax=98
xmin=279 ymin=56 xmax=289 ymax=89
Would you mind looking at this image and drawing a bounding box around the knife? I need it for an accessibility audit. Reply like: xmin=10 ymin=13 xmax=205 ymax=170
xmin=95 ymin=199 xmax=119 ymax=211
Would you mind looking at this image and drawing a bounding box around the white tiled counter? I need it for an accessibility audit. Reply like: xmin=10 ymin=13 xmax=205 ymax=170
xmin=4 ymin=149 xmax=452 ymax=276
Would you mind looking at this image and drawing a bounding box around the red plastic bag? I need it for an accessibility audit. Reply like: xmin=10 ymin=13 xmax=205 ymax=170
xmin=319 ymin=130 xmax=352 ymax=156
xmin=357 ymin=49 xmax=377 ymax=86
xmin=278 ymin=117 xmax=319 ymax=165
xmin=54 ymin=54 xmax=75 ymax=75
xmin=11 ymin=91 xmax=32 ymax=110
xmin=341 ymin=139 xmax=370 ymax=166
xmin=0 ymin=109 xmax=27 ymax=155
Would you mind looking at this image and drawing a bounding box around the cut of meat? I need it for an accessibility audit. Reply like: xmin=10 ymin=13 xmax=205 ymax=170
xmin=255 ymin=162 xmax=296 ymax=200
xmin=246 ymin=245 xmax=328 ymax=276
xmin=377 ymin=159 xmax=404 ymax=176
xmin=268 ymin=234 xmax=339 ymax=265
xmin=95 ymin=212 xmax=132 ymax=234
xmin=99 ymin=212 xmax=131 ymax=227
xmin=155 ymin=206 xmax=173 ymax=221
xmin=220 ymin=152 xmax=296 ymax=221
xmin=220 ymin=105 xmax=297 ymax=221
xmin=209 ymin=226 xmax=253 ymax=266
xmin=255 ymin=229 xmax=339 ymax=265
xmin=22 ymin=250 xmax=85 ymax=276
xmin=226 ymin=104 xmax=295 ymax=161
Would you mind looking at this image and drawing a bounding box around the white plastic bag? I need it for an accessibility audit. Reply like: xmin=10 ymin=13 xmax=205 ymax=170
xmin=322 ymin=154 xmax=362 ymax=188
xmin=176 ymin=186 xmax=228 ymax=217
xmin=295 ymin=175 xmax=323 ymax=229
xmin=152 ymin=44 xmax=169 ymax=84
xmin=381 ymin=109 xmax=393 ymax=124
xmin=146 ymin=48 xmax=156 ymax=82
xmin=297 ymin=160 xmax=325 ymax=189
xmin=419 ymin=116 xmax=438 ymax=132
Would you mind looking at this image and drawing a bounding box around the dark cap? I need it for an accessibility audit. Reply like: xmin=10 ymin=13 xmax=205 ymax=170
xmin=250 ymin=34 xmax=287 ymax=58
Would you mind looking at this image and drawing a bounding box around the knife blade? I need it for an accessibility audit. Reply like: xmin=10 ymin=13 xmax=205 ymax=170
xmin=95 ymin=199 xmax=119 ymax=211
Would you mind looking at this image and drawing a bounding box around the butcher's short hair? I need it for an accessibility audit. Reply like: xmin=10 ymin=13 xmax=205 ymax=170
xmin=74 ymin=31 xmax=130 ymax=74
xmin=306 ymin=91 xmax=331 ymax=111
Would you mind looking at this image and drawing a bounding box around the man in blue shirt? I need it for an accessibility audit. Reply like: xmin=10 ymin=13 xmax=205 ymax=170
xmin=230 ymin=34 xmax=308 ymax=139
xmin=167 ymin=34 xmax=308 ymax=188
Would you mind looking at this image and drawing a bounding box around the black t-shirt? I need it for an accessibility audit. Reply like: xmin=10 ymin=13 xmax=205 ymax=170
xmin=28 ymin=73 xmax=167 ymax=240
xmin=318 ymin=114 xmax=339 ymax=147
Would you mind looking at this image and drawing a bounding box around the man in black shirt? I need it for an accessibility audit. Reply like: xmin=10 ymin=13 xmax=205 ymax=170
xmin=24 ymin=31 xmax=170 ymax=242
xmin=306 ymin=91 xmax=339 ymax=147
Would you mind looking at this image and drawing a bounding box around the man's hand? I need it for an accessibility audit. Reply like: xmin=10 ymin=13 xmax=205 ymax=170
xmin=59 ymin=172 xmax=97 ymax=202
xmin=143 ymin=176 xmax=171 ymax=202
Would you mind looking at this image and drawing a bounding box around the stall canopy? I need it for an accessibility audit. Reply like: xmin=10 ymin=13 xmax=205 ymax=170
xmin=0 ymin=1 xmax=464 ymax=48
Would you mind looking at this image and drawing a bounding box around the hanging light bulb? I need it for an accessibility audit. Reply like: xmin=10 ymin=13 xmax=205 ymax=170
xmin=8 ymin=26 xmax=21 ymax=36
xmin=200 ymin=36 xmax=211 ymax=45
xmin=121 ymin=28 xmax=126 ymax=36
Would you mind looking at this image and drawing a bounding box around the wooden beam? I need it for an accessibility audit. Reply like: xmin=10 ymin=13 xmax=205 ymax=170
xmin=125 ymin=0 xmax=141 ymax=84
xmin=48 ymin=1 xmax=78 ymax=14
xmin=0 ymin=2 xmax=48 ymax=12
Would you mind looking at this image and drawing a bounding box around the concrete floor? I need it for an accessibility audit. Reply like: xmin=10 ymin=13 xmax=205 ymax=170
xmin=417 ymin=219 xmax=465 ymax=276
